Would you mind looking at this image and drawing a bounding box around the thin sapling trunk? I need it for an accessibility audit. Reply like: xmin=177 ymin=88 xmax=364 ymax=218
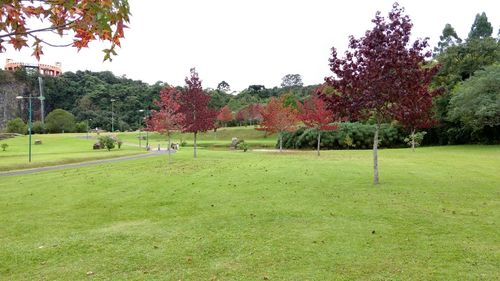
xmin=411 ymin=129 xmax=416 ymax=152
xmin=193 ymin=131 xmax=197 ymax=158
xmin=167 ymin=133 xmax=172 ymax=164
xmin=373 ymin=121 xmax=381 ymax=185
xmin=279 ymin=132 xmax=283 ymax=152
xmin=317 ymin=130 xmax=321 ymax=156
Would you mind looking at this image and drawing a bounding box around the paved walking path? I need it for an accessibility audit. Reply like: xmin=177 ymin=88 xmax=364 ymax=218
xmin=0 ymin=150 xmax=172 ymax=177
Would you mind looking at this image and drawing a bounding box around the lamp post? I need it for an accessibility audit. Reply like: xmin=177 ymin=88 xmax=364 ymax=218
xmin=110 ymin=98 xmax=116 ymax=132
xmin=16 ymin=95 xmax=42 ymax=163
xmin=86 ymin=118 xmax=92 ymax=139
xmin=138 ymin=109 xmax=144 ymax=147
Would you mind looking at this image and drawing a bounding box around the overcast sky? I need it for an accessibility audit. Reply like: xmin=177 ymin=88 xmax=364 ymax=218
xmin=1 ymin=0 xmax=499 ymax=91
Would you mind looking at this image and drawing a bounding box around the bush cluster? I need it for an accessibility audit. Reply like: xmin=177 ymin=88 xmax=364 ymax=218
xmin=280 ymin=122 xmax=405 ymax=150
xmin=6 ymin=118 xmax=27 ymax=134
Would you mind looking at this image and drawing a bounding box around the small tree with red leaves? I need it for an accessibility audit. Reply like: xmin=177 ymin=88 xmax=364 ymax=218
xmin=257 ymin=96 xmax=298 ymax=152
xmin=146 ymin=86 xmax=184 ymax=164
xmin=298 ymin=94 xmax=339 ymax=156
xmin=217 ymin=106 xmax=233 ymax=127
xmin=236 ymin=107 xmax=250 ymax=126
xmin=177 ymin=68 xmax=217 ymax=158
xmin=322 ymin=3 xmax=441 ymax=184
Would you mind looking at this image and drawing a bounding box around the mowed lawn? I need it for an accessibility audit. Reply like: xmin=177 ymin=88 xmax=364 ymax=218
xmin=0 ymin=134 xmax=144 ymax=171
xmin=0 ymin=146 xmax=499 ymax=280
xmin=117 ymin=126 xmax=277 ymax=149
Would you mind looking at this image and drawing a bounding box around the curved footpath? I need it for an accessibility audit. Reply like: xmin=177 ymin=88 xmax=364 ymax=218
xmin=0 ymin=150 xmax=170 ymax=177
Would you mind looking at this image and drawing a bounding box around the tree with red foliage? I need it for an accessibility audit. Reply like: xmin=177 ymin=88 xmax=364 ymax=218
xmin=0 ymin=0 xmax=130 ymax=61
xmin=235 ymin=103 xmax=263 ymax=126
xmin=146 ymin=86 xmax=184 ymax=164
xmin=395 ymin=66 xmax=442 ymax=151
xmin=321 ymin=3 xmax=441 ymax=184
xmin=177 ymin=68 xmax=217 ymax=158
xmin=257 ymin=96 xmax=298 ymax=152
xmin=248 ymin=103 xmax=263 ymax=124
xmin=236 ymin=107 xmax=250 ymax=126
xmin=298 ymin=94 xmax=339 ymax=156
xmin=217 ymin=106 xmax=233 ymax=127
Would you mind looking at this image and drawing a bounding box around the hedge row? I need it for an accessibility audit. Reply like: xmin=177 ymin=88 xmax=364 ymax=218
xmin=279 ymin=122 xmax=407 ymax=149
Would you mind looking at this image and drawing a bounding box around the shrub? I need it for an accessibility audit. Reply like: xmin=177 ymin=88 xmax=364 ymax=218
xmin=343 ymin=134 xmax=355 ymax=149
xmin=280 ymin=122 xmax=405 ymax=149
xmin=237 ymin=140 xmax=249 ymax=152
xmin=404 ymin=131 xmax=427 ymax=148
xmin=75 ymin=121 xmax=87 ymax=133
xmin=32 ymin=121 xmax=46 ymax=134
xmin=45 ymin=109 xmax=76 ymax=133
xmin=1 ymin=143 xmax=8 ymax=151
xmin=6 ymin=118 xmax=27 ymax=134
xmin=117 ymin=139 xmax=123 ymax=149
xmin=180 ymin=140 xmax=187 ymax=147
xmin=98 ymin=135 xmax=116 ymax=151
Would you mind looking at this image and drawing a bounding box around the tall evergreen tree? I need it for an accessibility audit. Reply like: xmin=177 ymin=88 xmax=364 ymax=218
xmin=468 ymin=12 xmax=493 ymax=40
xmin=434 ymin=23 xmax=462 ymax=56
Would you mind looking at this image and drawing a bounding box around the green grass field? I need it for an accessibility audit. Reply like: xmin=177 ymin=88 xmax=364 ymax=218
xmin=117 ymin=126 xmax=277 ymax=149
xmin=1 ymin=145 xmax=499 ymax=280
xmin=0 ymin=133 xmax=144 ymax=171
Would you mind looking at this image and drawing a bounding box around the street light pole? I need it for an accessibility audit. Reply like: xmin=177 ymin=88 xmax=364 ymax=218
xmin=86 ymin=119 xmax=90 ymax=139
xmin=39 ymin=77 xmax=45 ymax=124
xmin=138 ymin=109 xmax=145 ymax=148
xmin=28 ymin=96 xmax=32 ymax=162
xmin=111 ymin=98 xmax=116 ymax=132
xmin=16 ymin=95 xmax=40 ymax=163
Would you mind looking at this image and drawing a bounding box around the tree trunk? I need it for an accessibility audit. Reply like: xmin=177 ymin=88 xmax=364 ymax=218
xmin=411 ymin=129 xmax=416 ymax=152
xmin=317 ymin=130 xmax=321 ymax=156
xmin=279 ymin=132 xmax=283 ymax=152
xmin=193 ymin=132 xmax=197 ymax=158
xmin=373 ymin=122 xmax=381 ymax=185
xmin=168 ymin=134 xmax=172 ymax=164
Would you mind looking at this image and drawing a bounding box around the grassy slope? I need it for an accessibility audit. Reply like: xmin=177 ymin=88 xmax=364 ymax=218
xmin=0 ymin=145 xmax=499 ymax=280
xmin=117 ymin=126 xmax=277 ymax=149
xmin=0 ymin=133 xmax=144 ymax=171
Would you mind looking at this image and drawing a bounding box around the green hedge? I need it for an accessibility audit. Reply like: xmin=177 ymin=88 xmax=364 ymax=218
xmin=279 ymin=122 xmax=406 ymax=149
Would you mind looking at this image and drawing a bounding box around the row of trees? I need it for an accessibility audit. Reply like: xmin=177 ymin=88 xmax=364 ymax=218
xmin=430 ymin=12 xmax=500 ymax=144
xmin=147 ymin=69 xmax=217 ymax=160
xmin=6 ymin=109 xmax=86 ymax=134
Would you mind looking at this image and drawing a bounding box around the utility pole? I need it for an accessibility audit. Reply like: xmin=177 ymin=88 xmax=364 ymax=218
xmin=38 ymin=77 xmax=45 ymax=124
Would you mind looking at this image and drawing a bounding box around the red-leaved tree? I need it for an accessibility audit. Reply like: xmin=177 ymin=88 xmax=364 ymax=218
xmin=321 ymin=3 xmax=441 ymax=184
xmin=177 ymin=68 xmax=217 ymax=158
xmin=217 ymin=105 xmax=233 ymax=127
xmin=395 ymin=67 xmax=442 ymax=151
xmin=298 ymin=94 xmax=339 ymax=156
xmin=0 ymin=0 xmax=130 ymax=61
xmin=146 ymin=86 xmax=184 ymax=164
xmin=257 ymin=96 xmax=298 ymax=152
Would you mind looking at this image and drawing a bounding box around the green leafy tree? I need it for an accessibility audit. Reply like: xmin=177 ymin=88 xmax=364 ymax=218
xmin=447 ymin=64 xmax=500 ymax=141
xmin=6 ymin=118 xmax=27 ymax=134
xmin=468 ymin=12 xmax=493 ymax=40
xmin=32 ymin=121 xmax=46 ymax=134
xmin=281 ymin=74 xmax=303 ymax=88
xmin=217 ymin=81 xmax=231 ymax=92
xmin=1 ymin=143 xmax=8 ymax=151
xmin=45 ymin=109 xmax=76 ymax=133
xmin=75 ymin=121 xmax=87 ymax=133
xmin=434 ymin=24 xmax=462 ymax=56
